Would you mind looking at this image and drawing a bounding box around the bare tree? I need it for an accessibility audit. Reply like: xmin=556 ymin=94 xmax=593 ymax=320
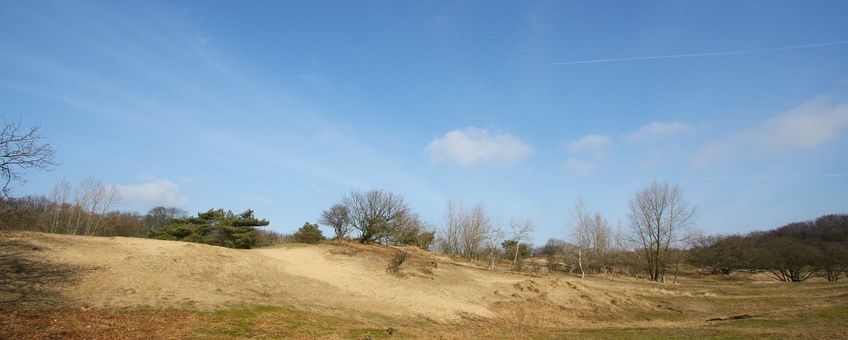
xmin=343 ymin=189 xmax=410 ymax=244
xmin=461 ymin=202 xmax=490 ymax=261
xmin=628 ymin=182 xmax=696 ymax=282
xmin=437 ymin=199 xmax=490 ymax=261
xmin=143 ymin=206 xmax=188 ymax=230
xmin=572 ymin=199 xmax=591 ymax=278
xmin=319 ymin=203 xmax=351 ymax=240
xmin=48 ymin=178 xmax=71 ymax=233
xmin=76 ymin=177 xmax=120 ymax=235
xmin=0 ymin=119 xmax=56 ymax=198
xmin=570 ymin=199 xmax=612 ymax=278
xmin=486 ymin=224 xmax=506 ymax=270
xmin=437 ymin=200 xmax=462 ymax=256
xmin=393 ymin=211 xmax=436 ymax=249
xmin=508 ymin=219 xmax=535 ymax=271
xmin=438 ymin=199 xmax=463 ymax=256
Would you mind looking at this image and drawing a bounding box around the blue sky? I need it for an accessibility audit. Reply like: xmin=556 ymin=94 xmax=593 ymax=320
xmin=2 ymin=0 xmax=847 ymax=243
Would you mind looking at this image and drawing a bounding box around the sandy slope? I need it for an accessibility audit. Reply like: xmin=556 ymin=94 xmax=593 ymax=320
xmin=5 ymin=232 xmax=848 ymax=338
xmin=2 ymin=231 xmax=704 ymax=324
xmin=2 ymin=232 xmax=541 ymax=321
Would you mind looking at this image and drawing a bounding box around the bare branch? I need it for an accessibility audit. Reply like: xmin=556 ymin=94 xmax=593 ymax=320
xmin=0 ymin=119 xmax=56 ymax=197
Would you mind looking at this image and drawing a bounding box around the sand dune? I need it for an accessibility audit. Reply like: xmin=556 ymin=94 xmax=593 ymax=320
xmin=0 ymin=231 xmax=751 ymax=324
xmin=3 ymin=232 xmax=564 ymax=321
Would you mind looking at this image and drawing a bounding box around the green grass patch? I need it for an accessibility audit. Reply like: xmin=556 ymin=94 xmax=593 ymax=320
xmin=190 ymin=305 xmax=402 ymax=339
xmin=563 ymin=327 xmax=752 ymax=340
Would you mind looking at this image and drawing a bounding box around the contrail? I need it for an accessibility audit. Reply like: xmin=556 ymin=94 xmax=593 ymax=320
xmin=645 ymin=173 xmax=848 ymax=182
xmin=553 ymin=39 xmax=848 ymax=65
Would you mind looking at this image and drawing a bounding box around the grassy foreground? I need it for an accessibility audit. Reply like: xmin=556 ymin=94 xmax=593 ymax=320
xmin=1 ymin=290 xmax=846 ymax=339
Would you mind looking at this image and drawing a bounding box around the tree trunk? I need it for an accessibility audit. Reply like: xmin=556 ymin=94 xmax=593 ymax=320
xmin=673 ymin=261 xmax=680 ymax=284
xmin=510 ymin=242 xmax=520 ymax=271
xmin=578 ymin=248 xmax=585 ymax=279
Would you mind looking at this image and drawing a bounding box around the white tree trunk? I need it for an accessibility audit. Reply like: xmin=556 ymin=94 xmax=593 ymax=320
xmin=578 ymin=248 xmax=585 ymax=279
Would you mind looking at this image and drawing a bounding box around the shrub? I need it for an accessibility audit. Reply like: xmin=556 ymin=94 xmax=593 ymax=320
xmin=148 ymin=209 xmax=269 ymax=249
xmin=292 ymin=222 xmax=324 ymax=244
xmin=255 ymin=230 xmax=292 ymax=247
xmin=387 ymin=251 xmax=408 ymax=274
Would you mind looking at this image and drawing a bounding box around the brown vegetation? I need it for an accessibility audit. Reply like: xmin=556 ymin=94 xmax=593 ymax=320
xmin=1 ymin=231 xmax=847 ymax=339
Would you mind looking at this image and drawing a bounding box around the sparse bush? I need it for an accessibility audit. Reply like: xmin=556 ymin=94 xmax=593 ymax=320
xmin=393 ymin=215 xmax=436 ymax=250
xmin=387 ymin=251 xmax=408 ymax=275
xmin=255 ymin=229 xmax=292 ymax=247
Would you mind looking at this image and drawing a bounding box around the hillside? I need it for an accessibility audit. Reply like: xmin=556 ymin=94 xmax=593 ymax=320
xmin=0 ymin=231 xmax=641 ymax=320
xmin=2 ymin=231 xmax=847 ymax=338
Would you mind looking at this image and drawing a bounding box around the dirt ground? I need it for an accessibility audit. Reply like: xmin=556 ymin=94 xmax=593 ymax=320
xmin=2 ymin=231 xmax=847 ymax=339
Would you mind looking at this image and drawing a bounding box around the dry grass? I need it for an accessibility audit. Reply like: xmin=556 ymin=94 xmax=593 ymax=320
xmin=1 ymin=231 xmax=847 ymax=339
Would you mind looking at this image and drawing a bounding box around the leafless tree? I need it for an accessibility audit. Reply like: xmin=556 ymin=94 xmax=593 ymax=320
xmin=48 ymin=178 xmax=71 ymax=233
xmin=393 ymin=211 xmax=436 ymax=249
xmin=143 ymin=206 xmax=188 ymax=230
xmin=570 ymin=199 xmax=612 ymax=278
xmin=77 ymin=177 xmax=120 ymax=235
xmin=628 ymin=182 xmax=696 ymax=282
xmin=438 ymin=199 xmax=463 ymax=256
xmin=0 ymin=119 xmax=56 ymax=198
xmin=59 ymin=177 xmax=120 ymax=235
xmin=343 ymin=189 xmax=410 ymax=244
xmin=571 ymin=199 xmax=591 ymax=278
xmin=486 ymin=224 xmax=506 ymax=270
xmin=461 ymin=202 xmax=489 ymax=260
xmin=319 ymin=203 xmax=351 ymax=240
xmin=437 ymin=199 xmax=490 ymax=261
xmin=508 ymin=218 xmax=535 ymax=271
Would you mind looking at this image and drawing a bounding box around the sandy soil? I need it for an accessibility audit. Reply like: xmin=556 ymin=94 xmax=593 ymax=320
xmin=1 ymin=232 xmax=556 ymax=321
xmin=8 ymin=231 xmax=842 ymax=323
xmin=3 ymin=231 xmax=848 ymax=339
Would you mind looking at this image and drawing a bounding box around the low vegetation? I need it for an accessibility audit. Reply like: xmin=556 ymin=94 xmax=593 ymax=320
xmin=291 ymin=222 xmax=324 ymax=244
xmin=148 ymin=209 xmax=269 ymax=249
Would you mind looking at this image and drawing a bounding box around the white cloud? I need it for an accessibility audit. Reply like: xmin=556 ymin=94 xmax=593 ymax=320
xmin=623 ymin=121 xmax=691 ymax=142
xmin=119 ymin=178 xmax=188 ymax=211
xmin=754 ymin=97 xmax=848 ymax=151
xmin=562 ymin=158 xmax=597 ymax=175
xmin=691 ymin=97 xmax=848 ymax=167
xmin=425 ymin=127 xmax=535 ymax=167
xmin=566 ymin=134 xmax=613 ymax=155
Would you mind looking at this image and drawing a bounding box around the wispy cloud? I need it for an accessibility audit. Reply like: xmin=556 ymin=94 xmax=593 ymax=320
xmin=623 ymin=121 xmax=691 ymax=143
xmin=691 ymin=96 xmax=848 ymax=167
xmin=0 ymin=1 xmax=441 ymax=202
xmin=563 ymin=134 xmax=611 ymax=174
xmin=755 ymin=97 xmax=848 ymax=151
xmin=567 ymin=134 xmax=613 ymax=155
xmin=119 ymin=178 xmax=188 ymax=211
xmin=561 ymin=158 xmax=597 ymax=175
xmin=553 ymin=39 xmax=848 ymax=65
xmin=425 ymin=127 xmax=535 ymax=167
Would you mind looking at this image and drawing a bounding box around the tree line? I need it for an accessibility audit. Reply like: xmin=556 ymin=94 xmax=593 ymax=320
xmin=689 ymin=214 xmax=848 ymax=282
xmin=2 ymin=118 xmax=845 ymax=282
